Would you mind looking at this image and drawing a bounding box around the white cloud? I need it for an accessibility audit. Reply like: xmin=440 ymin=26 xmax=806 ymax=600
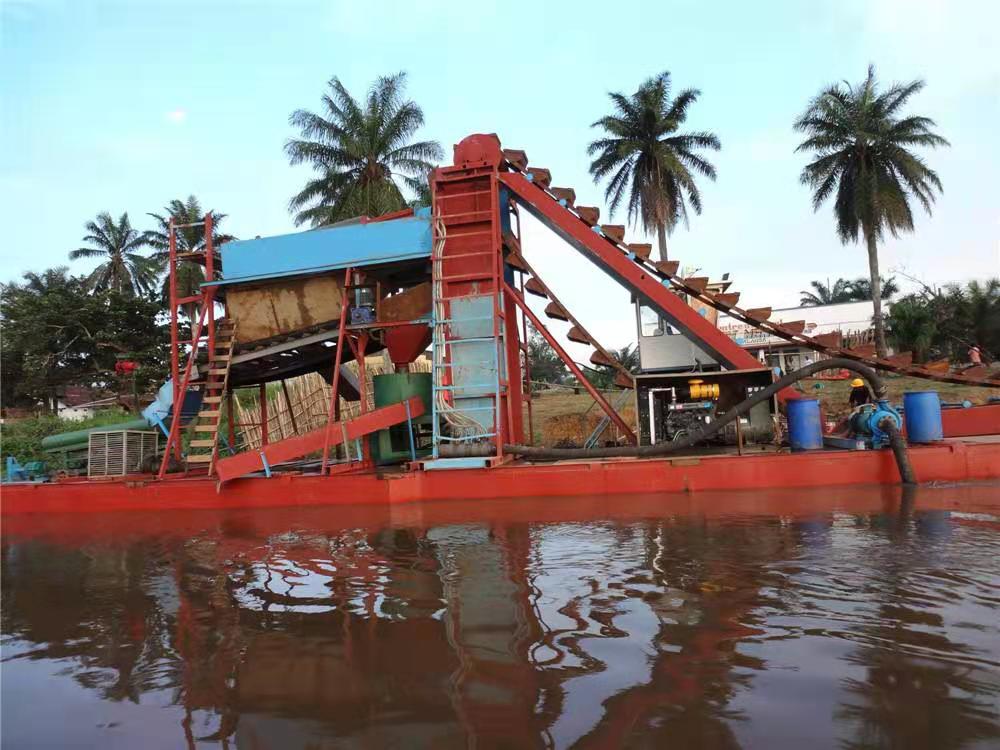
xmin=166 ymin=108 xmax=187 ymax=124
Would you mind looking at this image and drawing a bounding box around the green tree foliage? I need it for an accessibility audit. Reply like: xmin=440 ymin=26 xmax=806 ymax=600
xmin=145 ymin=196 xmax=235 ymax=320
xmin=848 ymin=276 xmax=899 ymax=302
xmin=799 ymin=276 xmax=899 ymax=306
xmin=795 ymin=65 xmax=948 ymax=358
xmin=885 ymin=295 xmax=938 ymax=362
xmin=584 ymin=344 xmax=640 ymax=389
xmin=799 ymin=278 xmax=855 ymax=306
xmin=588 ymin=71 xmax=720 ymax=261
xmin=1 ymin=411 xmax=133 ymax=468
xmin=1 ymin=268 xmax=170 ymax=411
xmin=285 ymin=72 xmax=443 ymax=227
xmin=956 ymin=279 xmax=1000 ymax=358
xmin=69 ymin=212 xmax=158 ymax=296
xmin=527 ymin=331 xmax=570 ymax=387
xmin=886 ymin=278 xmax=999 ymax=363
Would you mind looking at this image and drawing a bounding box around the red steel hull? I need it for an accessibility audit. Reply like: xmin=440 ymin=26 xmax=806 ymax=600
xmin=3 ymin=437 xmax=998 ymax=515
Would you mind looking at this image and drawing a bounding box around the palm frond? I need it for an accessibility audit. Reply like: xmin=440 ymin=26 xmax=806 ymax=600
xmin=588 ymin=72 xmax=719 ymax=253
xmin=285 ymin=73 xmax=441 ymax=224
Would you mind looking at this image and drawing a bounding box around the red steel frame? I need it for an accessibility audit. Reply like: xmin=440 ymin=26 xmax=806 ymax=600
xmin=13 ymin=134 xmax=997 ymax=510
xmin=505 ymin=282 xmax=636 ymax=443
xmin=157 ymin=295 xmax=216 ymax=478
xmin=498 ymin=171 xmax=763 ymax=372
xmin=162 ymin=215 xmax=219 ymax=471
xmin=321 ymin=267 xmax=353 ymax=472
xmin=431 ymin=141 xmax=525 ymax=457
xmin=429 ymin=135 xmax=768 ymax=454
xmin=6 ymin=437 xmax=1000 ymax=515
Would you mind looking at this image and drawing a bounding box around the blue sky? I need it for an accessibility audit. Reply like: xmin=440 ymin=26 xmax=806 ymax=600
xmin=2 ymin=0 xmax=998 ymax=348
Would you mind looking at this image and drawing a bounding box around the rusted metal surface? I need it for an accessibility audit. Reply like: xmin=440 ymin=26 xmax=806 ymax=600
xmin=527 ymin=168 xmax=551 ymax=189
xmin=544 ymin=302 xmax=569 ymax=321
xmin=776 ymin=320 xmax=806 ymax=335
xmin=524 ymin=277 xmax=548 ymax=297
xmin=847 ymin=343 xmax=877 ymax=358
xmin=502 ymin=231 xmax=521 ymax=253
xmin=505 ymin=251 xmax=529 ymax=273
xmin=884 ymin=351 xmax=914 ymax=367
xmin=627 ymin=243 xmax=651 ymax=260
xmin=502 ymin=148 xmax=528 ymax=170
xmin=601 ymin=225 xmax=626 ymax=243
xmin=682 ymin=276 xmax=709 ymax=293
xmin=227 ymin=275 xmax=345 ymax=342
xmin=550 ymin=187 xmax=576 ymax=207
xmin=378 ymin=282 xmax=432 ymax=323
xmin=590 ymin=350 xmax=616 ymax=367
xmin=745 ymin=307 xmax=772 ymax=322
xmin=654 ymin=260 xmax=680 ymax=276
xmin=614 ymin=371 xmax=635 ymax=388
xmin=812 ymin=332 xmax=842 ymax=348
xmin=576 ymin=206 xmax=600 ymax=225
xmin=567 ymin=326 xmax=589 ymax=344
xmin=714 ymin=292 xmax=740 ymax=308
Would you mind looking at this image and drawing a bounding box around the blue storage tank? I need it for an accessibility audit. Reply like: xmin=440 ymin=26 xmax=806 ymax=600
xmin=787 ymin=398 xmax=824 ymax=451
xmin=904 ymin=391 xmax=943 ymax=443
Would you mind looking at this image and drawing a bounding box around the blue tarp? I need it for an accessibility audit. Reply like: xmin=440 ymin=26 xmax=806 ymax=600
xmin=213 ymin=207 xmax=432 ymax=286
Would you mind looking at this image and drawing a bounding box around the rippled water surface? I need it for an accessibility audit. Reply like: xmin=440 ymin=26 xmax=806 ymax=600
xmin=3 ymin=485 xmax=1000 ymax=749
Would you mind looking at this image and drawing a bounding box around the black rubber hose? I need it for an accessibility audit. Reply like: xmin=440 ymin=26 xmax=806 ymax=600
xmin=505 ymin=357 xmax=894 ymax=461
xmin=880 ymin=418 xmax=917 ymax=484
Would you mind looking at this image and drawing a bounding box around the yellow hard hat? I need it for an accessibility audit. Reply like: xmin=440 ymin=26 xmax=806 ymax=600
xmin=850 ymin=378 xmax=864 ymax=387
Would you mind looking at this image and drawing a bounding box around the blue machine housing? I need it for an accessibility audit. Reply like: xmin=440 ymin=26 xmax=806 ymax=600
xmin=849 ymin=400 xmax=902 ymax=448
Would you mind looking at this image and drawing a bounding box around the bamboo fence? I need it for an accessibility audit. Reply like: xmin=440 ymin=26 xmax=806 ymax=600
xmin=233 ymin=354 xmax=430 ymax=452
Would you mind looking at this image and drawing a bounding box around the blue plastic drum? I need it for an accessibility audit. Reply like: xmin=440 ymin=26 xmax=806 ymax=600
xmin=787 ymin=398 xmax=824 ymax=451
xmin=903 ymin=391 xmax=943 ymax=443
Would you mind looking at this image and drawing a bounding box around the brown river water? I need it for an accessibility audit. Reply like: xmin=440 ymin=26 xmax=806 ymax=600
xmin=3 ymin=484 xmax=1000 ymax=749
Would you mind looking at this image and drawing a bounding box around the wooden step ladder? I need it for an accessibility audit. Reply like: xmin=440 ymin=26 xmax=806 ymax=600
xmin=186 ymin=320 xmax=237 ymax=474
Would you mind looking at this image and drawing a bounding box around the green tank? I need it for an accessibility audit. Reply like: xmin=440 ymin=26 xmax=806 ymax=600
xmin=371 ymin=372 xmax=433 ymax=465
xmin=40 ymin=418 xmax=150 ymax=452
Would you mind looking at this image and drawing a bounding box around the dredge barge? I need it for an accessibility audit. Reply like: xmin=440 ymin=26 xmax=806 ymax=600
xmin=5 ymin=134 xmax=1000 ymax=514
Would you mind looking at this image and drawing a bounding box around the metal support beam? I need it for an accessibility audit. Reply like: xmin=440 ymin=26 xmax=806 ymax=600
xmin=321 ymin=267 xmax=353 ymax=472
xmin=505 ymin=282 xmax=636 ymax=445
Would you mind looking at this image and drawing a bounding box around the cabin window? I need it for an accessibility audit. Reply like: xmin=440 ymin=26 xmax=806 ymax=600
xmin=640 ymin=305 xmax=668 ymax=337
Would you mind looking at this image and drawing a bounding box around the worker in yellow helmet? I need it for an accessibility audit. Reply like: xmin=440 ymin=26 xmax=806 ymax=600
xmin=848 ymin=377 xmax=871 ymax=409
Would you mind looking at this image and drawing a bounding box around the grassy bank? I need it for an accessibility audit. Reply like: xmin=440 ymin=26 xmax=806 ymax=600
xmin=1 ymin=410 xmax=134 ymax=466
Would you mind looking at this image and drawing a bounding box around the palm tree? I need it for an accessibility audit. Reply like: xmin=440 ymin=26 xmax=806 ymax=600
xmin=799 ymin=278 xmax=856 ymax=306
xmin=800 ymin=276 xmax=900 ymax=306
xmin=588 ymin=71 xmax=720 ymax=262
xmin=950 ymin=278 xmax=1000 ymax=359
xmin=794 ymin=65 xmax=948 ymax=358
xmin=848 ymin=276 xmax=899 ymax=302
xmin=613 ymin=344 xmax=640 ymax=373
xmin=886 ymin=295 xmax=938 ymax=363
xmin=69 ymin=212 xmax=157 ymax=297
xmin=145 ymin=196 xmax=235 ymax=320
xmin=285 ymin=72 xmax=443 ymax=227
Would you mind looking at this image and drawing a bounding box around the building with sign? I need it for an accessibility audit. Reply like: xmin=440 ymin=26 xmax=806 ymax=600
xmin=719 ymin=300 xmax=888 ymax=372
